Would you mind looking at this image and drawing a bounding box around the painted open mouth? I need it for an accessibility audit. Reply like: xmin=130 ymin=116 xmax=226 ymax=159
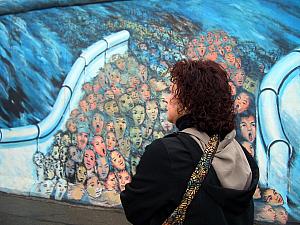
xmin=248 ymin=132 xmax=253 ymax=142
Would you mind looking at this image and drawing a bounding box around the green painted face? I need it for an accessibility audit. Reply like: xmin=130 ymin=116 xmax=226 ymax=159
xmin=132 ymin=105 xmax=145 ymax=125
xmin=130 ymin=127 xmax=143 ymax=148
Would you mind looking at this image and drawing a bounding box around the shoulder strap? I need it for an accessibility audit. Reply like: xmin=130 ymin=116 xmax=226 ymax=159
xmin=162 ymin=134 xmax=219 ymax=225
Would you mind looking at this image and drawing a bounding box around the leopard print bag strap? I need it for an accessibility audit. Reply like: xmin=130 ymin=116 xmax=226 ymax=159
xmin=162 ymin=134 xmax=219 ymax=225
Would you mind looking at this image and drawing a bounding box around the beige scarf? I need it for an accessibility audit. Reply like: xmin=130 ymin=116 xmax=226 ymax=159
xmin=182 ymin=128 xmax=252 ymax=190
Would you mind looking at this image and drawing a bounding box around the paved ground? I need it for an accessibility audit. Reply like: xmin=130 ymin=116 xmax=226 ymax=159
xmin=1 ymin=192 xmax=299 ymax=225
xmin=0 ymin=192 xmax=131 ymax=225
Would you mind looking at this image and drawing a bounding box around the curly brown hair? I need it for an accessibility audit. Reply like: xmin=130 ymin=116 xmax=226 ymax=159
xmin=170 ymin=59 xmax=235 ymax=138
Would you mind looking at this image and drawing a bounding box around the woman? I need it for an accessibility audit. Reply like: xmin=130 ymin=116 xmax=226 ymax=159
xmin=121 ymin=60 xmax=259 ymax=225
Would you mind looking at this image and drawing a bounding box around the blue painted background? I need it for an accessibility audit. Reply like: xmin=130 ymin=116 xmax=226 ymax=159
xmin=0 ymin=0 xmax=299 ymax=224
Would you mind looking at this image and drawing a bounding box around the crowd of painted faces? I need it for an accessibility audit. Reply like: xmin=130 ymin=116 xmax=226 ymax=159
xmin=32 ymin=27 xmax=288 ymax=222
xmin=32 ymin=52 xmax=176 ymax=206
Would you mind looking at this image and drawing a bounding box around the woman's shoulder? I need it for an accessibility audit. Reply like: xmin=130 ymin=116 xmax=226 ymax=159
xmin=147 ymin=131 xmax=202 ymax=162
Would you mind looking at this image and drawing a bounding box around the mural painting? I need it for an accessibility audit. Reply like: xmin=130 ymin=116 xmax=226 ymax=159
xmin=0 ymin=0 xmax=299 ymax=224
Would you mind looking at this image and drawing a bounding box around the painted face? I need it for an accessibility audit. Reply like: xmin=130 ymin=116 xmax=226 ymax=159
xmin=222 ymin=35 xmax=229 ymax=42
xmin=218 ymin=46 xmax=225 ymax=56
xmin=110 ymin=150 xmax=126 ymax=171
xmin=33 ymin=152 xmax=45 ymax=167
xmin=224 ymin=45 xmax=232 ymax=53
xmin=104 ymin=100 xmax=119 ymax=116
xmin=67 ymin=119 xmax=77 ymax=133
xmin=105 ymin=89 xmax=115 ymax=100
xmin=97 ymin=71 xmax=107 ymax=87
xmin=97 ymin=94 xmax=105 ymax=103
xmin=111 ymin=85 xmax=123 ymax=96
xmin=93 ymin=83 xmax=101 ymax=93
xmin=116 ymin=170 xmax=131 ymax=192
xmin=130 ymin=127 xmax=143 ymax=148
xmin=106 ymin=121 xmax=114 ymax=132
xmin=110 ymin=70 xmax=121 ymax=85
xmin=68 ymin=146 xmax=82 ymax=163
xmin=76 ymin=165 xmax=87 ymax=183
xmin=263 ymin=189 xmax=284 ymax=205
xmin=87 ymin=176 xmax=102 ymax=198
xmin=235 ymin=57 xmax=242 ymax=69
xmin=274 ymin=207 xmax=288 ymax=224
xmin=114 ymin=117 xmax=127 ymax=139
xmin=158 ymin=92 xmax=169 ymax=111
xmin=61 ymin=134 xmax=71 ymax=146
xmin=118 ymin=138 xmax=131 ymax=159
xmin=192 ymin=38 xmax=199 ymax=46
xmin=118 ymin=94 xmax=134 ymax=112
xmin=240 ymin=115 xmax=256 ymax=143
xmin=197 ymin=43 xmax=206 ymax=57
xmin=186 ymin=48 xmax=197 ymax=60
xmin=83 ymin=82 xmax=93 ymax=93
xmin=65 ymin=159 xmax=75 ymax=178
xmin=149 ymin=78 xmax=167 ymax=92
xmin=205 ymin=49 xmax=218 ymax=61
xmin=51 ymin=145 xmax=60 ymax=160
xmin=259 ymin=205 xmax=276 ymax=222
xmin=232 ymin=69 xmax=245 ymax=87
xmin=77 ymin=113 xmax=88 ymax=123
xmin=153 ymin=130 xmax=164 ymax=139
xmin=131 ymin=155 xmax=141 ymax=176
xmin=138 ymin=64 xmax=147 ymax=82
xmin=243 ymin=77 xmax=257 ymax=94
xmin=130 ymin=91 xmax=140 ymax=104
xmin=225 ymin=52 xmax=236 ymax=65
xmin=40 ymin=180 xmax=55 ymax=198
xmin=70 ymin=109 xmax=80 ymax=118
xmin=128 ymin=76 xmax=141 ymax=89
xmin=68 ymin=183 xmax=85 ymax=200
xmin=132 ymin=105 xmax=145 ymax=125
xmin=146 ymin=100 xmax=158 ymax=121
xmin=234 ymin=92 xmax=250 ymax=113
xmin=139 ymin=43 xmax=147 ymax=50
xmin=97 ymin=157 xmax=109 ymax=180
xmin=92 ymin=113 xmax=104 ymax=135
xmin=59 ymin=147 xmax=68 ymax=163
xmin=115 ymin=59 xmax=126 ymax=71
xmin=140 ymin=84 xmax=151 ymax=101
xmin=199 ymin=35 xmax=205 ymax=42
xmin=84 ymin=149 xmax=96 ymax=171
xmin=86 ymin=93 xmax=96 ymax=104
xmin=79 ymin=99 xmax=89 ymax=113
xmin=92 ymin=136 xmax=106 ymax=157
xmin=54 ymin=132 xmax=62 ymax=145
xmin=105 ymin=172 xmax=117 ymax=190
xmin=76 ymin=132 xmax=88 ymax=150
xmin=54 ymin=178 xmax=67 ymax=200
xmin=89 ymin=101 xmax=97 ymax=111
xmin=242 ymin=141 xmax=254 ymax=157
xmin=106 ymin=132 xmax=117 ymax=151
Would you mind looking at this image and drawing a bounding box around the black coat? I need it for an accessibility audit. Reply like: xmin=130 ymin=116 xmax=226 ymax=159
xmin=121 ymin=118 xmax=259 ymax=225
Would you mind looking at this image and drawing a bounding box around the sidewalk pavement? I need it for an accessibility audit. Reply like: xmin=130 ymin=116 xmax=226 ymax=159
xmin=0 ymin=191 xmax=131 ymax=225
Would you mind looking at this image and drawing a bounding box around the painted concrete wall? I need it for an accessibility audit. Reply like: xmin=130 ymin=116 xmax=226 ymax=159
xmin=0 ymin=1 xmax=299 ymax=224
